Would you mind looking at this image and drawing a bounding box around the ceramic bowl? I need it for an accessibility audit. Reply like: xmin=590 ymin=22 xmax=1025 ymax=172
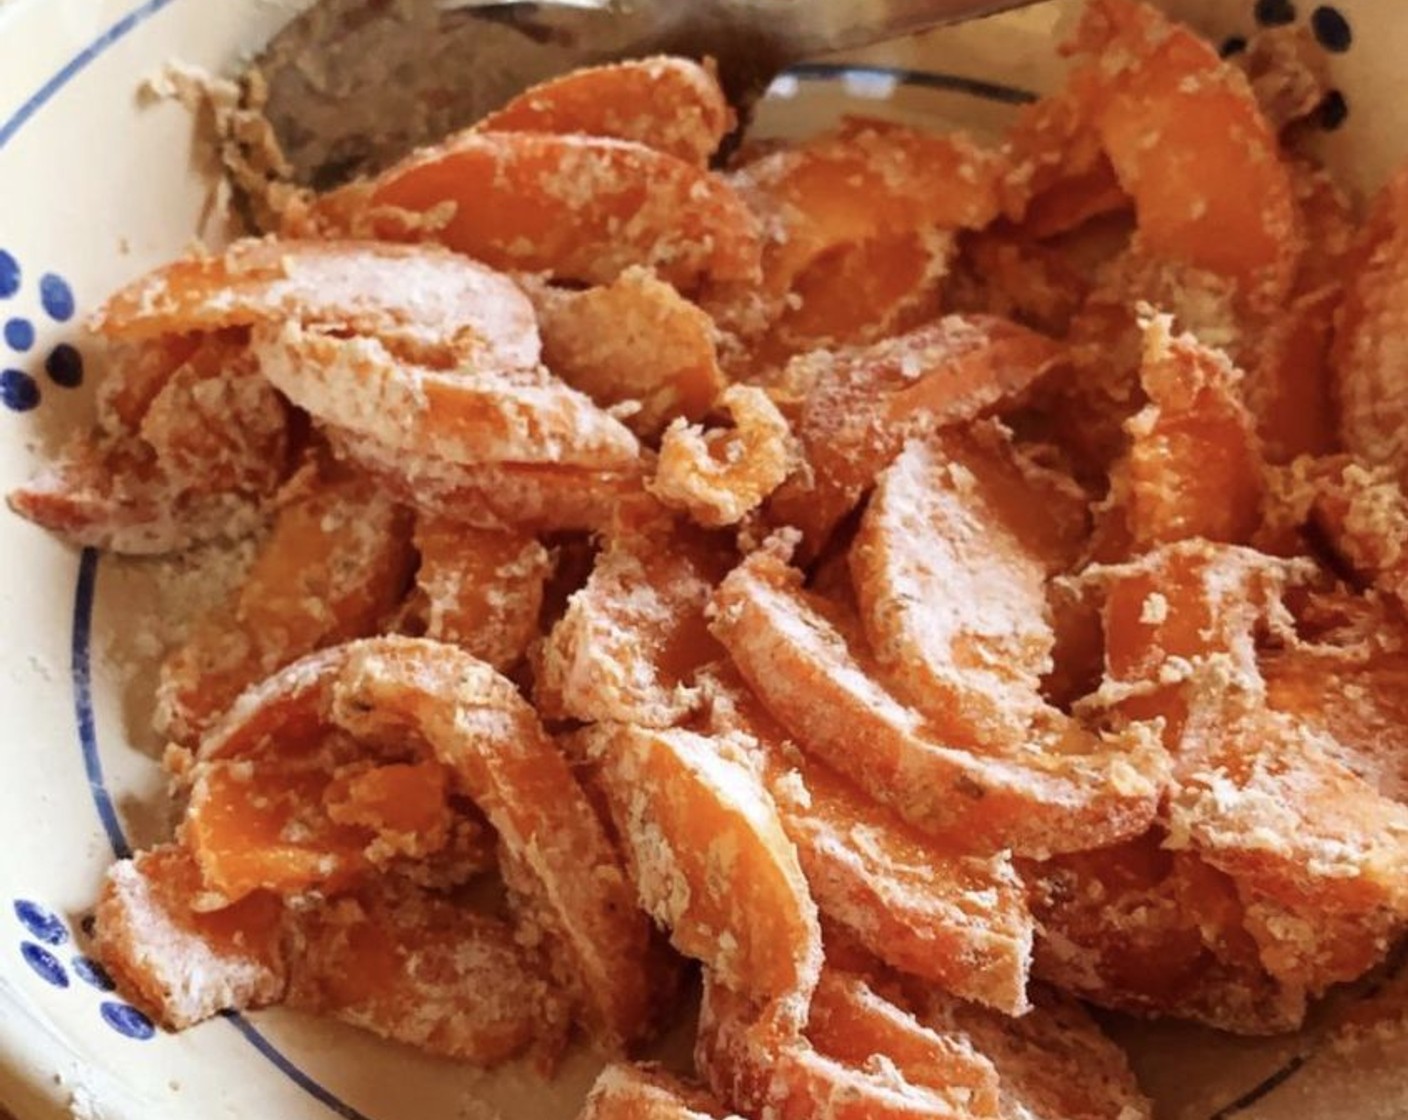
xmin=0 ymin=1 xmax=1403 ymax=1117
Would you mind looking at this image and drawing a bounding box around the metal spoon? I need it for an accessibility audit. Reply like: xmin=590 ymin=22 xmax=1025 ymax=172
xmin=247 ymin=0 xmax=1040 ymax=190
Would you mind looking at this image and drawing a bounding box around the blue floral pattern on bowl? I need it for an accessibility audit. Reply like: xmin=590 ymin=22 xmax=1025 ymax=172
xmin=0 ymin=250 xmax=83 ymax=413
xmin=12 ymin=898 xmax=154 ymax=1040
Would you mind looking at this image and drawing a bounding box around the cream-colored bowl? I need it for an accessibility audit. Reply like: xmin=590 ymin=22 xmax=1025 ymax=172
xmin=0 ymin=1 xmax=1402 ymax=1117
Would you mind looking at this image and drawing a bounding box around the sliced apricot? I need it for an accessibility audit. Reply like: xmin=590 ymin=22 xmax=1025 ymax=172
xmin=915 ymin=987 xmax=1154 ymax=1120
xmin=408 ymin=514 xmax=552 ymax=670
xmin=1323 ymin=175 xmax=1408 ymax=464
xmin=9 ymin=335 xmax=291 ymax=555
xmin=1243 ymin=285 xmax=1339 ymax=464
xmin=184 ymin=646 xmax=490 ymax=892
xmin=1262 ymin=645 xmax=1408 ymax=802
xmin=1286 ymin=155 xmax=1358 ymax=295
xmin=1068 ymin=0 xmax=1301 ymax=309
xmin=9 ymin=434 xmax=269 ymax=555
xmin=530 ymin=267 xmax=726 ymax=438
xmin=158 ymin=468 xmax=415 ymax=746
xmin=91 ymin=238 xmax=541 ymax=370
xmin=327 ymin=637 xmax=669 ymax=1051
xmin=1086 ymin=538 xmax=1315 ymax=743
xmin=768 ymin=751 xmax=1033 ymax=1015
xmin=1000 ymin=82 xmax=1130 ymax=239
xmin=307 ymin=132 xmax=762 ymax=289
xmin=137 ymin=336 xmax=289 ymax=491
xmin=851 ymin=436 xmax=1057 ymax=749
xmin=1334 ymin=163 xmax=1408 ymax=475
xmin=95 ymin=334 xmax=204 ymax=435
xmin=254 ymin=323 xmax=640 ymax=471
xmin=1237 ymin=159 xmax=1348 ymax=464
xmin=476 ymin=57 xmax=733 ymax=166
xmin=722 ymin=118 xmax=1001 ymax=326
xmin=185 ymin=749 xmax=378 ymax=900
xmin=537 ymin=516 xmax=730 ymax=727
xmin=745 ymin=229 xmax=952 ymax=372
xmin=709 ymin=541 xmax=1166 ymax=857
xmin=1099 ymin=314 xmax=1264 ymax=554
xmin=94 ymin=844 xmax=286 ymax=1029
xmin=1172 ymin=693 xmax=1408 ymax=962
xmin=336 ymin=430 xmax=646 ymax=532
xmin=187 ymin=730 xmax=460 ymax=901
xmin=286 ymin=879 xmax=565 ymax=1065
xmin=764 ymin=314 xmax=1066 ymax=556
xmin=586 ymin=722 xmax=821 ymax=1024
xmin=1025 ymin=833 xmax=1306 ymax=1033
xmin=951 ymin=421 xmax=1093 ymax=575
xmin=1091 ymin=539 xmax=1304 ymax=688
xmin=807 ymin=969 xmax=1000 ymax=1113
xmin=323 ymin=760 xmax=456 ymax=858
xmin=194 ymin=644 xmax=350 ymax=764
xmin=1014 ymin=156 xmax=1130 ymax=243
xmin=696 ymin=973 xmax=995 ymax=1120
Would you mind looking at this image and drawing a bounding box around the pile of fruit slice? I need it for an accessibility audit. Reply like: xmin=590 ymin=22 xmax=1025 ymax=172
xmin=11 ymin=3 xmax=1408 ymax=1116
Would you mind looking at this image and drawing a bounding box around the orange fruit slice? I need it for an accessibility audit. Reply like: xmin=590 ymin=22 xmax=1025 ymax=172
xmin=476 ymin=57 xmax=733 ymax=166
xmin=696 ymin=972 xmax=997 ymax=1120
xmin=327 ymin=637 xmax=669 ymax=1051
xmin=94 ymin=844 xmax=285 ymax=1029
xmin=769 ymin=751 xmax=1034 ymax=1015
xmin=914 ymin=986 xmax=1154 ymax=1119
xmin=93 ymin=238 xmax=541 ymax=370
xmin=408 ymin=514 xmax=552 ymax=670
xmin=308 ymin=132 xmax=761 ymax=289
xmin=1026 ymin=833 xmax=1303 ymax=1034
xmin=158 ymin=468 xmax=414 ymax=745
xmin=1333 ymin=163 xmax=1408 ymax=476
xmin=709 ymin=541 xmax=1165 ymax=857
xmin=286 ymin=878 xmax=565 ymax=1065
xmin=537 ymin=516 xmax=728 ymax=727
xmin=765 ymin=314 xmax=1066 ymax=556
xmin=254 ymin=323 xmax=641 ymax=470
xmin=1099 ymin=315 xmax=1264 ymax=555
xmin=586 ymin=722 xmax=821 ymax=1023
xmin=531 ymin=267 xmax=725 ymax=438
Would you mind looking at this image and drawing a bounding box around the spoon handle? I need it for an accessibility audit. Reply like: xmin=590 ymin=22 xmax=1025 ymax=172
xmin=679 ymin=0 xmax=1041 ymax=61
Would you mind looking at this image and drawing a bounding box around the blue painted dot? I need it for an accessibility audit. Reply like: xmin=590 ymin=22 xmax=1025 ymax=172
xmin=14 ymin=900 xmax=68 ymax=946
xmin=39 ymin=273 xmax=74 ymax=322
xmin=1 ymin=369 xmax=40 ymax=412
xmin=4 ymin=317 xmax=34 ymax=352
xmin=1255 ymin=0 xmax=1297 ymax=26
xmin=100 ymin=1001 xmax=155 ymax=1040
xmin=45 ymin=343 xmax=84 ymax=388
xmin=20 ymin=942 xmax=69 ymax=987
xmin=72 ymin=955 xmax=116 ymax=992
xmin=1318 ymin=89 xmax=1349 ymax=130
xmin=0 ymin=251 xmax=18 ymax=299
xmin=1311 ymin=5 xmax=1352 ymax=51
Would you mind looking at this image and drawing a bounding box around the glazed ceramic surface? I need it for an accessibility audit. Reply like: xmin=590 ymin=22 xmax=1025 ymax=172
xmin=0 ymin=1 xmax=1403 ymax=1117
